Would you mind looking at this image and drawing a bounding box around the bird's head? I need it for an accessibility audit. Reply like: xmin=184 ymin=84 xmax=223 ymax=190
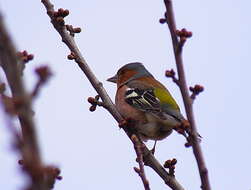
xmin=107 ymin=62 xmax=153 ymax=86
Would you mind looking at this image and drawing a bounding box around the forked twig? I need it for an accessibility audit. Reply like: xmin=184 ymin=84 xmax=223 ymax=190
xmin=131 ymin=135 xmax=150 ymax=190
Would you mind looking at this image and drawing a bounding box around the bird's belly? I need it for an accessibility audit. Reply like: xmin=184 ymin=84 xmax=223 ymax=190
xmin=141 ymin=114 xmax=175 ymax=141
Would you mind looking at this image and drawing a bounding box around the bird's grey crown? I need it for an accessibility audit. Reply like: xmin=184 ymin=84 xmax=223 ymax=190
xmin=118 ymin=62 xmax=153 ymax=79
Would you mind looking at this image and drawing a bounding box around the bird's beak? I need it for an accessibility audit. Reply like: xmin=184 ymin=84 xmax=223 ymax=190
xmin=107 ymin=74 xmax=118 ymax=83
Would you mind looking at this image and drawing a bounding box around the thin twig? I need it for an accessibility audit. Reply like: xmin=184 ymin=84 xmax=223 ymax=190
xmin=189 ymin=85 xmax=204 ymax=103
xmin=163 ymin=1 xmax=211 ymax=190
xmin=32 ymin=66 xmax=52 ymax=98
xmin=131 ymin=135 xmax=150 ymax=190
xmin=40 ymin=1 xmax=185 ymax=189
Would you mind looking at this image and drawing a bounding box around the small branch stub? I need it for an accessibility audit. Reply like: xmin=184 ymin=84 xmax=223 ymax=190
xmin=159 ymin=11 xmax=168 ymax=24
xmin=17 ymin=50 xmax=34 ymax=64
xmin=176 ymin=28 xmax=192 ymax=38
xmin=66 ymin=25 xmax=81 ymax=37
xmin=190 ymin=84 xmax=204 ymax=100
xmin=87 ymin=96 xmax=99 ymax=112
xmin=32 ymin=66 xmax=52 ymax=98
xmin=53 ymin=8 xmax=69 ymax=18
xmin=175 ymin=28 xmax=192 ymax=53
xmin=17 ymin=50 xmax=34 ymax=73
xmin=165 ymin=69 xmax=180 ymax=85
xmin=67 ymin=52 xmax=76 ymax=60
xmin=35 ymin=66 xmax=52 ymax=83
xmin=159 ymin=18 xmax=167 ymax=24
xmin=52 ymin=8 xmax=70 ymax=26
xmin=87 ymin=95 xmax=108 ymax=111
xmin=164 ymin=158 xmax=177 ymax=176
xmin=43 ymin=165 xmax=63 ymax=189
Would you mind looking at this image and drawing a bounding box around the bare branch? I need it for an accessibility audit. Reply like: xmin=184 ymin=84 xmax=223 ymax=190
xmin=162 ymin=0 xmax=211 ymax=190
xmin=0 ymin=12 xmax=60 ymax=189
xmin=40 ymin=0 xmax=185 ymax=189
xmin=131 ymin=135 xmax=150 ymax=190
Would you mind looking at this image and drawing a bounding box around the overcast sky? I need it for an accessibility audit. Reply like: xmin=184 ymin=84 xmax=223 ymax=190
xmin=0 ymin=0 xmax=250 ymax=190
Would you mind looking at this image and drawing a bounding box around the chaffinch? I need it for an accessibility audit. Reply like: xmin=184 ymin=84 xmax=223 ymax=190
xmin=107 ymin=62 xmax=185 ymax=146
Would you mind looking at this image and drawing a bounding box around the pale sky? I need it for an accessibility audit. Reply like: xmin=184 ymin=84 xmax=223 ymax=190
xmin=0 ymin=0 xmax=250 ymax=189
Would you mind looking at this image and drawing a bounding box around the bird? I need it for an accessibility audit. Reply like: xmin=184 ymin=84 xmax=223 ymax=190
xmin=107 ymin=62 xmax=185 ymax=151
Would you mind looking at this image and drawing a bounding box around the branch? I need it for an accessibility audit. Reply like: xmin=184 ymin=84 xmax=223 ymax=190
xmin=40 ymin=1 xmax=185 ymax=189
xmin=131 ymin=135 xmax=150 ymax=190
xmin=162 ymin=1 xmax=211 ymax=190
xmin=0 ymin=13 xmax=60 ymax=190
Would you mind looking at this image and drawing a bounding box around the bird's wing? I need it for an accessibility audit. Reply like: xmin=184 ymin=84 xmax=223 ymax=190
xmin=124 ymin=86 xmax=183 ymax=121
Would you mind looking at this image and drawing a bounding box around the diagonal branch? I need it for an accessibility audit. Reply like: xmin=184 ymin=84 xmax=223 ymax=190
xmin=40 ymin=0 xmax=185 ymax=189
xmin=163 ymin=0 xmax=211 ymax=190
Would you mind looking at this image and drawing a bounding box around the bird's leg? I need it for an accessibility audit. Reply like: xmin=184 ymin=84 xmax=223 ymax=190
xmin=151 ymin=140 xmax=157 ymax=155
